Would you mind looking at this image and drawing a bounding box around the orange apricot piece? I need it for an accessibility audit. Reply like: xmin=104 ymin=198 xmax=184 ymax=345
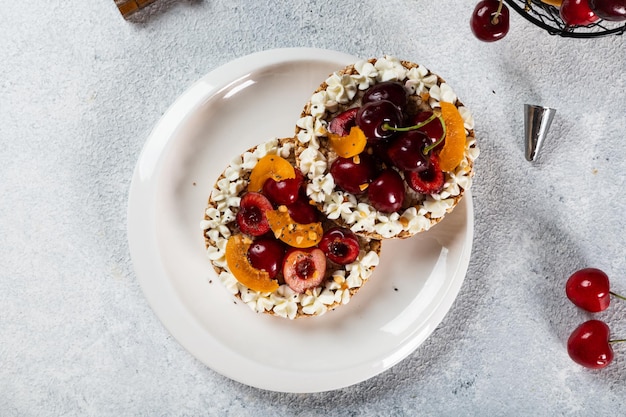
xmin=328 ymin=126 xmax=367 ymax=158
xmin=266 ymin=208 xmax=323 ymax=249
xmin=225 ymin=234 xmax=279 ymax=293
xmin=438 ymin=102 xmax=466 ymax=172
xmin=247 ymin=154 xmax=296 ymax=192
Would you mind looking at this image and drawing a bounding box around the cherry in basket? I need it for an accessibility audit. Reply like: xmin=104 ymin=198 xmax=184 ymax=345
xmin=589 ymin=0 xmax=626 ymax=22
xmin=560 ymin=0 xmax=600 ymax=26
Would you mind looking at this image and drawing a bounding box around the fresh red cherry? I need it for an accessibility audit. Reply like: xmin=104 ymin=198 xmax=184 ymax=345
xmin=263 ymin=169 xmax=304 ymax=205
xmin=413 ymin=111 xmax=444 ymax=150
xmin=470 ymin=0 xmax=510 ymax=42
xmin=362 ymin=81 xmax=409 ymax=110
xmin=368 ymin=169 xmax=405 ymax=213
xmin=566 ymin=268 xmax=626 ymax=312
xmin=566 ymin=268 xmax=610 ymax=312
xmin=356 ymin=100 xmax=404 ymax=142
xmin=386 ymin=130 xmax=431 ymax=172
xmin=589 ymin=0 xmax=626 ymax=21
xmin=286 ymin=196 xmax=319 ymax=224
xmin=330 ymin=153 xmax=379 ymax=194
xmin=262 ymin=169 xmax=304 ymax=206
xmin=247 ymin=237 xmax=286 ymax=279
xmin=567 ymin=320 xmax=623 ymax=369
xmin=560 ymin=0 xmax=600 ymax=26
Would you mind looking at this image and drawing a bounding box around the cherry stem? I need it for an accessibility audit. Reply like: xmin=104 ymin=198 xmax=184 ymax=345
xmin=609 ymin=339 xmax=626 ymax=344
xmin=382 ymin=113 xmax=447 ymax=156
xmin=423 ymin=116 xmax=447 ymax=155
xmin=610 ymin=291 xmax=626 ymax=301
xmin=382 ymin=112 xmax=439 ymax=133
xmin=491 ymin=0 xmax=504 ymax=25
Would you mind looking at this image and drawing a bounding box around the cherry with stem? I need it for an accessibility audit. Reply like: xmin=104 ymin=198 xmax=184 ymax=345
xmin=490 ymin=0 xmax=504 ymax=25
xmin=610 ymin=291 xmax=626 ymax=301
xmin=566 ymin=267 xmax=626 ymax=313
xmin=383 ymin=113 xmax=447 ymax=155
xmin=470 ymin=0 xmax=510 ymax=42
xmin=567 ymin=320 xmax=626 ymax=369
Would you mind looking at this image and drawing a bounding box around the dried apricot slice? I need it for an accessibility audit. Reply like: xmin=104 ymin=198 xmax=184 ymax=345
xmin=438 ymin=102 xmax=466 ymax=172
xmin=266 ymin=207 xmax=323 ymax=248
xmin=247 ymin=154 xmax=295 ymax=192
xmin=225 ymin=234 xmax=279 ymax=293
xmin=328 ymin=126 xmax=367 ymax=158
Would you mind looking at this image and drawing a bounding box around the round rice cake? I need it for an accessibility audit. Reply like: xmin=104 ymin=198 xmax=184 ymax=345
xmin=201 ymin=138 xmax=381 ymax=319
xmin=293 ymin=56 xmax=479 ymax=240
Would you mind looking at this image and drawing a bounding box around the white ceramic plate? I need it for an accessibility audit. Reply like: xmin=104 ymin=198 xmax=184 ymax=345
xmin=127 ymin=48 xmax=474 ymax=393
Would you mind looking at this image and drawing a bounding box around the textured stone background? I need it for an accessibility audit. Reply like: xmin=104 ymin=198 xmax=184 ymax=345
xmin=1 ymin=0 xmax=625 ymax=415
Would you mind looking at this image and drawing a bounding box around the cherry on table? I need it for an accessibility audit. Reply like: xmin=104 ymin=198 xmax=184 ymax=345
xmin=567 ymin=320 xmax=625 ymax=369
xmin=470 ymin=0 xmax=510 ymax=42
xmin=565 ymin=267 xmax=626 ymax=312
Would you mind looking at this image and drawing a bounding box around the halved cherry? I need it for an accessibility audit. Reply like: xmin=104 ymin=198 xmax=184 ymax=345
xmin=236 ymin=192 xmax=272 ymax=236
xmin=319 ymin=227 xmax=360 ymax=265
xmin=328 ymin=107 xmax=359 ymax=136
xmin=405 ymin=154 xmax=444 ymax=194
xmin=282 ymin=247 xmax=327 ymax=293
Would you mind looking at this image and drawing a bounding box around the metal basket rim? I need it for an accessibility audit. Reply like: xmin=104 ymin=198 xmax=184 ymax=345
xmin=503 ymin=0 xmax=626 ymax=38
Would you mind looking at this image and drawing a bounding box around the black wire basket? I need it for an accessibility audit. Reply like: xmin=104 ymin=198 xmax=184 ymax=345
xmin=504 ymin=0 xmax=626 ymax=37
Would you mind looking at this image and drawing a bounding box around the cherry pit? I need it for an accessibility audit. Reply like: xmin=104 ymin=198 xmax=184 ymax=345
xmin=565 ymin=267 xmax=626 ymax=369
